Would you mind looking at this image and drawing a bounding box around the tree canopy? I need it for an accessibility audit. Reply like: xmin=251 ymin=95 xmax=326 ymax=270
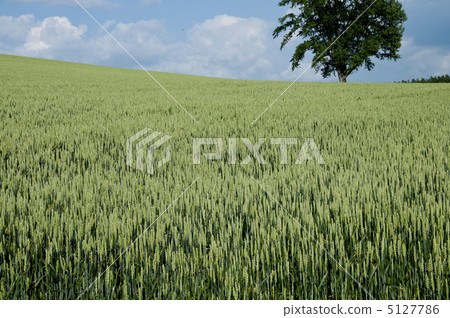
xmin=273 ymin=0 xmax=407 ymax=82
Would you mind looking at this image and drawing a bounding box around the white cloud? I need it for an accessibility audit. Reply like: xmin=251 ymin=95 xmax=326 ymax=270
xmin=153 ymin=15 xmax=276 ymax=79
xmin=0 ymin=14 xmax=35 ymax=51
xmin=187 ymin=15 xmax=268 ymax=61
xmin=14 ymin=16 xmax=87 ymax=60
xmin=408 ymin=49 xmax=449 ymax=75
xmin=399 ymin=37 xmax=450 ymax=77
xmin=0 ymin=13 xmax=339 ymax=81
xmin=350 ymin=36 xmax=450 ymax=82
xmin=91 ymin=19 xmax=172 ymax=65
xmin=4 ymin=13 xmax=447 ymax=82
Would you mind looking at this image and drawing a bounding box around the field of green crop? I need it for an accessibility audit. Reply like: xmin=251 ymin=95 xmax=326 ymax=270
xmin=0 ymin=53 xmax=449 ymax=299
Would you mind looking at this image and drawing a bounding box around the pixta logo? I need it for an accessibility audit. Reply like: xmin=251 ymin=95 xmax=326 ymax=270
xmin=126 ymin=128 xmax=172 ymax=175
xmin=193 ymin=138 xmax=325 ymax=165
xmin=126 ymin=129 xmax=326 ymax=175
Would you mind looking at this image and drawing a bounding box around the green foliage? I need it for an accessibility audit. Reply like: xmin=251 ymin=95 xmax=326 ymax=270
xmin=396 ymin=74 xmax=450 ymax=84
xmin=0 ymin=54 xmax=449 ymax=299
xmin=273 ymin=0 xmax=407 ymax=82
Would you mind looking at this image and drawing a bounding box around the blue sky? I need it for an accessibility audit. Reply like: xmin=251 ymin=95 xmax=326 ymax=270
xmin=1 ymin=0 xmax=449 ymax=82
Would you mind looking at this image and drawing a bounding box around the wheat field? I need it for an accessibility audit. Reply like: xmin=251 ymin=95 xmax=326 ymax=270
xmin=0 ymin=54 xmax=449 ymax=299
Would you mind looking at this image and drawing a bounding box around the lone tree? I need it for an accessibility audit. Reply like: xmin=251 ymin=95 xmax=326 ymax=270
xmin=273 ymin=0 xmax=407 ymax=82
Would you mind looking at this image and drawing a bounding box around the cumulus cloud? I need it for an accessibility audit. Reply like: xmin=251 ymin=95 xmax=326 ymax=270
xmin=4 ymin=13 xmax=447 ymax=82
xmin=154 ymin=15 xmax=277 ymax=79
xmin=91 ymin=19 xmax=171 ymax=65
xmin=0 ymin=15 xmax=172 ymax=66
xmin=0 ymin=15 xmax=89 ymax=61
xmin=0 ymin=14 xmax=290 ymax=80
xmin=400 ymin=37 xmax=450 ymax=77
xmin=16 ymin=16 xmax=87 ymax=60
xmin=0 ymin=14 xmax=35 ymax=51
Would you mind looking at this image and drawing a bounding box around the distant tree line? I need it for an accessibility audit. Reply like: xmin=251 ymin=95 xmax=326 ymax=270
xmin=396 ymin=74 xmax=450 ymax=83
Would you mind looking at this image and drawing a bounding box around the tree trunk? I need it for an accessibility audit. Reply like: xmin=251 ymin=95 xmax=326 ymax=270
xmin=337 ymin=68 xmax=347 ymax=83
